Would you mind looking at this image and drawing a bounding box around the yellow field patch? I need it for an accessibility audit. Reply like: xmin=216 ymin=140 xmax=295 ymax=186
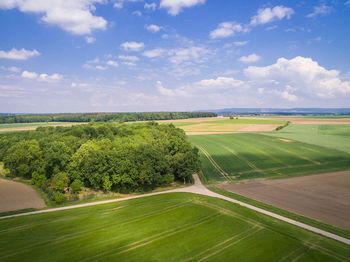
xmin=181 ymin=123 xmax=248 ymax=132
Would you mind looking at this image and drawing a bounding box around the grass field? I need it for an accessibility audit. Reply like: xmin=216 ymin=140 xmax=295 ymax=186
xmin=0 ymin=122 xmax=79 ymax=129
xmin=265 ymin=124 xmax=350 ymax=152
xmin=189 ymin=133 xmax=350 ymax=181
xmin=160 ymin=118 xmax=286 ymax=133
xmin=1 ymin=193 xmax=349 ymax=262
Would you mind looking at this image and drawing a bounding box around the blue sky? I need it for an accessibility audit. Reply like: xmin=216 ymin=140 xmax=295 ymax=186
xmin=0 ymin=0 xmax=350 ymax=113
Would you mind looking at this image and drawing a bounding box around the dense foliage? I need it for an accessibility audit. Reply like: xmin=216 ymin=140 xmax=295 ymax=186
xmin=0 ymin=112 xmax=217 ymax=124
xmin=0 ymin=122 xmax=200 ymax=197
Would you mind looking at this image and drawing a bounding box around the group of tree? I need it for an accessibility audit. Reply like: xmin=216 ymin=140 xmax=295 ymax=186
xmin=0 ymin=112 xmax=217 ymax=124
xmin=0 ymin=122 xmax=200 ymax=203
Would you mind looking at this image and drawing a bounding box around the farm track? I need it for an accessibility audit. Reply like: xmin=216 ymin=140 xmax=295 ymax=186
xmin=1 ymin=174 xmax=350 ymax=247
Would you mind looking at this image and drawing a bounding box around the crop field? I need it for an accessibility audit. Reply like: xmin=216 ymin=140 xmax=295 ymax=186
xmin=1 ymin=193 xmax=349 ymax=262
xmin=189 ymin=133 xmax=350 ymax=181
xmin=0 ymin=122 xmax=84 ymax=133
xmin=160 ymin=118 xmax=286 ymax=134
xmin=265 ymin=124 xmax=350 ymax=152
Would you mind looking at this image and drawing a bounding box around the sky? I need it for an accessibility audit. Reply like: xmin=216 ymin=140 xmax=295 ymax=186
xmin=0 ymin=0 xmax=350 ymax=113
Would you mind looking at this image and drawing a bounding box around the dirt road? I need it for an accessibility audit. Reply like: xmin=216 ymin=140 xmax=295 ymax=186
xmin=1 ymin=174 xmax=349 ymax=245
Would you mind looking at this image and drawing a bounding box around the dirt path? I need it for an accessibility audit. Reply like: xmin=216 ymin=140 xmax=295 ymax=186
xmin=1 ymin=174 xmax=350 ymax=245
xmin=0 ymin=178 xmax=46 ymax=212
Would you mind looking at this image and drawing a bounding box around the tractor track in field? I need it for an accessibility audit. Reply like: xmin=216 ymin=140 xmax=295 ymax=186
xmin=1 ymin=174 xmax=350 ymax=247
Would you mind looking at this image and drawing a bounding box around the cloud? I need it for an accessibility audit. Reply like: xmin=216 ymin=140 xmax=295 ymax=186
xmin=85 ymin=36 xmax=96 ymax=44
xmin=143 ymin=48 xmax=166 ymax=58
xmin=157 ymin=81 xmax=175 ymax=96
xmin=307 ymin=4 xmax=332 ymax=18
xmin=233 ymin=41 xmax=248 ymax=46
xmin=106 ymin=60 xmax=119 ymax=67
xmin=38 ymin=73 xmax=63 ymax=82
xmin=210 ymin=22 xmax=246 ymax=39
xmin=197 ymin=77 xmax=244 ymax=89
xmin=160 ymin=0 xmax=205 ymax=16
xmin=121 ymin=41 xmax=144 ymax=51
xmin=250 ymin=6 xmax=294 ymax=26
xmin=239 ymin=53 xmax=261 ymax=63
xmin=21 ymin=70 xmax=63 ymax=81
xmin=144 ymin=2 xmax=157 ymax=11
xmin=0 ymin=0 xmax=107 ymax=35
xmin=168 ymin=46 xmax=209 ymax=64
xmin=133 ymin=10 xmax=142 ymax=16
xmin=146 ymin=24 xmax=162 ymax=33
xmin=244 ymin=56 xmax=350 ymax=98
xmin=118 ymin=55 xmax=139 ymax=61
xmin=21 ymin=71 xmax=38 ymax=79
xmin=346 ymin=0 xmax=350 ymax=5
xmin=0 ymin=48 xmax=40 ymax=60
xmin=278 ymin=90 xmax=298 ymax=101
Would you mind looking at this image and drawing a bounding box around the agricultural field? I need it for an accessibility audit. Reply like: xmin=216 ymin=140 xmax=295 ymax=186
xmin=265 ymin=124 xmax=350 ymax=152
xmin=0 ymin=122 xmax=84 ymax=133
xmin=159 ymin=118 xmax=286 ymax=135
xmin=189 ymin=133 xmax=350 ymax=181
xmin=1 ymin=193 xmax=349 ymax=262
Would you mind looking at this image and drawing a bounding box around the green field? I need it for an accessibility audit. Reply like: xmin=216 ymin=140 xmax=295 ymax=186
xmin=265 ymin=124 xmax=350 ymax=152
xmin=0 ymin=122 xmax=81 ymax=129
xmin=1 ymin=193 xmax=349 ymax=262
xmin=189 ymin=133 xmax=350 ymax=181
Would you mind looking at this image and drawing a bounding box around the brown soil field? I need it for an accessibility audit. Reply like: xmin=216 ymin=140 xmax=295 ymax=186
xmin=0 ymin=178 xmax=46 ymax=213
xmin=185 ymin=124 xmax=280 ymax=135
xmin=238 ymin=124 xmax=280 ymax=132
xmin=218 ymin=170 xmax=350 ymax=230
xmin=0 ymin=122 xmax=86 ymax=132
xmin=157 ymin=117 xmax=229 ymax=123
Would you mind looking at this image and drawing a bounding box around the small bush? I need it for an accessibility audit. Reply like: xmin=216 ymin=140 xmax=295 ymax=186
xmin=70 ymin=179 xmax=84 ymax=194
xmin=53 ymin=192 xmax=65 ymax=204
xmin=31 ymin=172 xmax=47 ymax=188
xmin=52 ymin=172 xmax=69 ymax=191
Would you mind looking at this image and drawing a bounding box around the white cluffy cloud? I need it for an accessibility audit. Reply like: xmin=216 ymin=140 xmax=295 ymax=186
xmin=144 ymin=2 xmax=157 ymax=11
xmin=142 ymin=48 xmax=166 ymax=58
xmin=307 ymin=4 xmax=332 ymax=18
xmin=250 ymin=6 xmax=294 ymax=25
xmin=239 ymin=53 xmax=261 ymax=63
xmin=0 ymin=48 xmax=40 ymax=60
xmin=118 ymin=55 xmax=139 ymax=62
xmin=0 ymin=0 xmax=107 ymax=35
xmin=210 ymin=22 xmax=247 ymax=39
xmin=121 ymin=41 xmax=145 ymax=51
xmin=160 ymin=0 xmax=205 ymax=15
xmin=146 ymin=24 xmax=162 ymax=33
xmin=21 ymin=70 xmax=62 ymax=82
xmin=210 ymin=6 xmax=293 ymax=39
xmin=245 ymin=56 xmax=350 ymax=98
xmin=85 ymin=36 xmax=96 ymax=44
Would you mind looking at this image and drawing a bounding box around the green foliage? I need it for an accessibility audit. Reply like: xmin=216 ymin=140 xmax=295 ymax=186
xmin=275 ymin=121 xmax=290 ymax=131
xmin=52 ymin=192 xmax=65 ymax=204
xmin=0 ymin=193 xmax=348 ymax=261
xmin=0 ymin=122 xmax=199 ymax=192
xmin=3 ymin=140 xmax=43 ymax=178
xmin=70 ymin=179 xmax=83 ymax=194
xmin=30 ymin=171 xmax=47 ymax=188
xmin=0 ymin=112 xmax=217 ymax=124
xmin=52 ymin=172 xmax=69 ymax=191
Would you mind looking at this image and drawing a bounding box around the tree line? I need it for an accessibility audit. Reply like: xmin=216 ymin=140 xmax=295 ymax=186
xmin=0 ymin=122 xmax=200 ymax=203
xmin=0 ymin=112 xmax=217 ymax=124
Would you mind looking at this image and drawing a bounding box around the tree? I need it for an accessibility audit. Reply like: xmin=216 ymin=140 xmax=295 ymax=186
xmin=4 ymin=140 xmax=43 ymax=178
xmin=52 ymin=172 xmax=69 ymax=191
xmin=70 ymin=179 xmax=84 ymax=193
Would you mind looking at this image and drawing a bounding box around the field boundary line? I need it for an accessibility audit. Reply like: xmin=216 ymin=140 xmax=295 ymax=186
xmin=85 ymin=213 xmax=222 ymax=261
xmin=198 ymin=227 xmax=263 ymax=261
xmin=196 ymin=145 xmax=232 ymax=180
xmin=222 ymin=145 xmax=263 ymax=173
xmin=183 ymin=225 xmax=260 ymax=262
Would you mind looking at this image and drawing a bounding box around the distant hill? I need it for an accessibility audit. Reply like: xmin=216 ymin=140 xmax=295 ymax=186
xmin=200 ymin=108 xmax=350 ymax=115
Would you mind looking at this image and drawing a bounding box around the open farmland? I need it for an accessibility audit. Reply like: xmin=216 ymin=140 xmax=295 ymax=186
xmin=0 ymin=122 xmax=85 ymax=133
xmin=218 ymin=171 xmax=350 ymax=230
xmin=189 ymin=133 xmax=350 ymax=181
xmin=1 ymin=193 xmax=350 ymax=262
xmin=159 ymin=118 xmax=286 ymax=135
xmin=265 ymin=124 xmax=350 ymax=152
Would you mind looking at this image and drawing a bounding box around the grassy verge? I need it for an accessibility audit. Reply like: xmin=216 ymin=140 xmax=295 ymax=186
xmin=209 ymin=186 xmax=350 ymax=240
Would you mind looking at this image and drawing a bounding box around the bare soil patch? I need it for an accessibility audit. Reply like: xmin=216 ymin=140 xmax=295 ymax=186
xmin=218 ymin=170 xmax=350 ymax=230
xmin=0 ymin=178 xmax=46 ymax=213
xmin=238 ymin=124 xmax=280 ymax=132
xmin=157 ymin=117 xmax=229 ymax=123
xmin=279 ymin=138 xmax=294 ymax=142
xmin=240 ymin=117 xmax=350 ymax=125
